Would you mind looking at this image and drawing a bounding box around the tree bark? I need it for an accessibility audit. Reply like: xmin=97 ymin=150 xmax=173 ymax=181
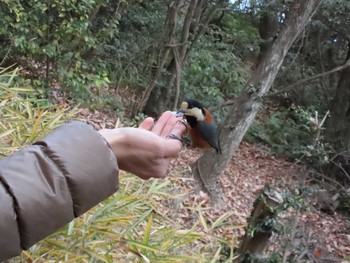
xmin=238 ymin=186 xmax=284 ymax=262
xmin=191 ymin=0 xmax=322 ymax=199
xmin=324 ymin=41 xmax=350 ymax=183
xmin=326 ymin=42 xmax=350 ymax=150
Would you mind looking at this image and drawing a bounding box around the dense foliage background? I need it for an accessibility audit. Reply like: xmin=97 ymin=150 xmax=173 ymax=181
xmin=1 ymin=0 xmax=349 ymax=262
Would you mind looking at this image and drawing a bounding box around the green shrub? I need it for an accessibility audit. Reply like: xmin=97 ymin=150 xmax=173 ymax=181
xmin=0 ymin=0 xmax=119 ymax=101
xmin=181 ymin=21 xmax=251 ymax=110
xmin=246 ymin=107 xmax=331 ymax=167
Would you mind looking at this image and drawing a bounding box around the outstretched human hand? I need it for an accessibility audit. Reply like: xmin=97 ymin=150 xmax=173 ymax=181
xmin=99 ymin=111 xmax=185 ymax=179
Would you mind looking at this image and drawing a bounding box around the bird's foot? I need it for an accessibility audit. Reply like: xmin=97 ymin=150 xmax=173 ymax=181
xmin=167 ymin=134 xmax=192 ymax=147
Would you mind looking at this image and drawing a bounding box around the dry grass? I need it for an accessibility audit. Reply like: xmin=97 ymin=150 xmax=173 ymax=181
xmin=1 ymin=67 xmax=237 ymax=263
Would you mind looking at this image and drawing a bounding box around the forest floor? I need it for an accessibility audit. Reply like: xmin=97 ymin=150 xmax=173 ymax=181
xmin=172 ymin=144 xmax=350 ymax=262
xmin=76 ymin=105 xmax=350 ymax=262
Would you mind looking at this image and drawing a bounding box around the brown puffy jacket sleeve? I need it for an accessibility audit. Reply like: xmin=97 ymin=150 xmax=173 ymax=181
xmin=0 ymin=122 xmax=119 ymax=261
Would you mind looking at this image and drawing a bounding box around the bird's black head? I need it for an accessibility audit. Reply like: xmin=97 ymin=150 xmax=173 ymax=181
xmin=183 ymin=98 xmax=203 ymax=110
xmin=177 ymin=98 xmax=206 ymax=122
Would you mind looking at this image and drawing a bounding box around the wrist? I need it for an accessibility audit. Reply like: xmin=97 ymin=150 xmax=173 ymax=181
xmin=98 ymin=129 xmax=129 ymax=170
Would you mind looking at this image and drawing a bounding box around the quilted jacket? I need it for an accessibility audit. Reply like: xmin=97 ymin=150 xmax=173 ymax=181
xmin=0 ymin=122 xmax=119 ymax=261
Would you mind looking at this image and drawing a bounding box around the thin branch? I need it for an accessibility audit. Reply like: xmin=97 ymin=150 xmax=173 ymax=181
xmin=330 ymin=160 xmax=350 ymax=183
xmin=266 ymin=59 xmax=350 ymax=98
xmin=186 ymin=5 xmax=220 ymax=61
xmin=172 ymin=46 xmax=181 ymax=111
xmin=311 ymin=171 xmax=347 ymax=192
xmin=179 ymin=0 xmax=198 ymax=59
xmin=208 ymin=97 xmax=238 ymax=112
xmin=330 ymin=150 xmax=350 ymax=161
xmin=289 ymin=28 xmax=306 ymax=67
xmin=0 ymin=44 xmax=12 ymax=67
xmin=319 ymin=110 xmax=329 ymax=127
xmin=209 ymin=61 xmax=348 ymax=111
xmin=313 ymin=110 xmax=329 ymax=146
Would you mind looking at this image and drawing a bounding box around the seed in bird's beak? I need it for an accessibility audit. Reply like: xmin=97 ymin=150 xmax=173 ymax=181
xmin=172 ymin=111 xmax=184 ymax=117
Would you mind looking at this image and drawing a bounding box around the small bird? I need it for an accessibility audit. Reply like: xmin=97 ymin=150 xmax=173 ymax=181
xmin=176 ymin=98 xmax=221 ymax=154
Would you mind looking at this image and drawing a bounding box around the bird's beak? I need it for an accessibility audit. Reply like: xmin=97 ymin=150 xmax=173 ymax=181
xmin=171 ymin=109 xmax=184 ymax=117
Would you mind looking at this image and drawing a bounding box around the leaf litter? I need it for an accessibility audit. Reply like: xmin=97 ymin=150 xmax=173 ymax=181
xmin=79 ymin=109 xmax=349 ymax=262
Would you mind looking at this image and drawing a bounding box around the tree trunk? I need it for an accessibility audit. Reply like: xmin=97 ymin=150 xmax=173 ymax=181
xmin=191 ymin=0 xmax=322 ymax=200
xmin=326 ymin=43 xmax=350 ymax=150
xmin=238 ymin=186 xmax=284 ymax=263
xmin=324 ymin=41 xmax=350 ymax=183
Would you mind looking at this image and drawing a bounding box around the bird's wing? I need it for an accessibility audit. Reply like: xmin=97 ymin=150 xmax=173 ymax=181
xmin=198 ymin=121 xmax=221 ymax=153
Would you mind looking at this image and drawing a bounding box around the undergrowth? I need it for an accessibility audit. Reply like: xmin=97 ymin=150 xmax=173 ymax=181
xmin=246 ymin=107 xmax=331 ymax=168
xmin=0 ymin=66 xmax=78 ymax=156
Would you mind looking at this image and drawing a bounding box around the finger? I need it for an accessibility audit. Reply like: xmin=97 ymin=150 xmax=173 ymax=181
xmin=151 ymin=111 xmax=172 ymax=136
xmin=170 ymin=119 xmax=186 ymax=137
xmin=139 ymin=117 xmax=154 ymax=130
xmin=164 ymin=138 xmax=183 ymax=157
xmin=160 ymin=114 xmax=181 ymax=138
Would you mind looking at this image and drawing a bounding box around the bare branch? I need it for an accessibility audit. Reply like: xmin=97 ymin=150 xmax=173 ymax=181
xmin=179 ymin=0 xmax=198 ymax=59
xmin=208 ymin=97 xmax=238 ymax=112
xmin=311 ymin=171 xmax=347 ymax=192
xmin=172 ymin=47 xmax=181 ymax=111
xmin=331 ymin=159 xmax=350 ymax=183
xmin=266 ymin=59 xmax=350 ymax=98
xmin=210 ymin=60 xmax=349 ymax=112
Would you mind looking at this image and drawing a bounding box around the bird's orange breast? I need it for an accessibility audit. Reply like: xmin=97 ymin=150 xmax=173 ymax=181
xmin=188 ymin=126 xmax=213 ymax=149
xmin=185 ymin=108 xmax=217 ymax=149
xmin=203 ymin=109 xmax=214 ymax=123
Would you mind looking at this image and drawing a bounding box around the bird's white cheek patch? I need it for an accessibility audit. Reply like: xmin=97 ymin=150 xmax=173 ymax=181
xmin=192 ymin=108 xmax=205 ymax=121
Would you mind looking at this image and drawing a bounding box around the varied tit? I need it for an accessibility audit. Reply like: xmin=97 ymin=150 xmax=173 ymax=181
xmin=176 ymin=99 xmax=221 ymax=154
